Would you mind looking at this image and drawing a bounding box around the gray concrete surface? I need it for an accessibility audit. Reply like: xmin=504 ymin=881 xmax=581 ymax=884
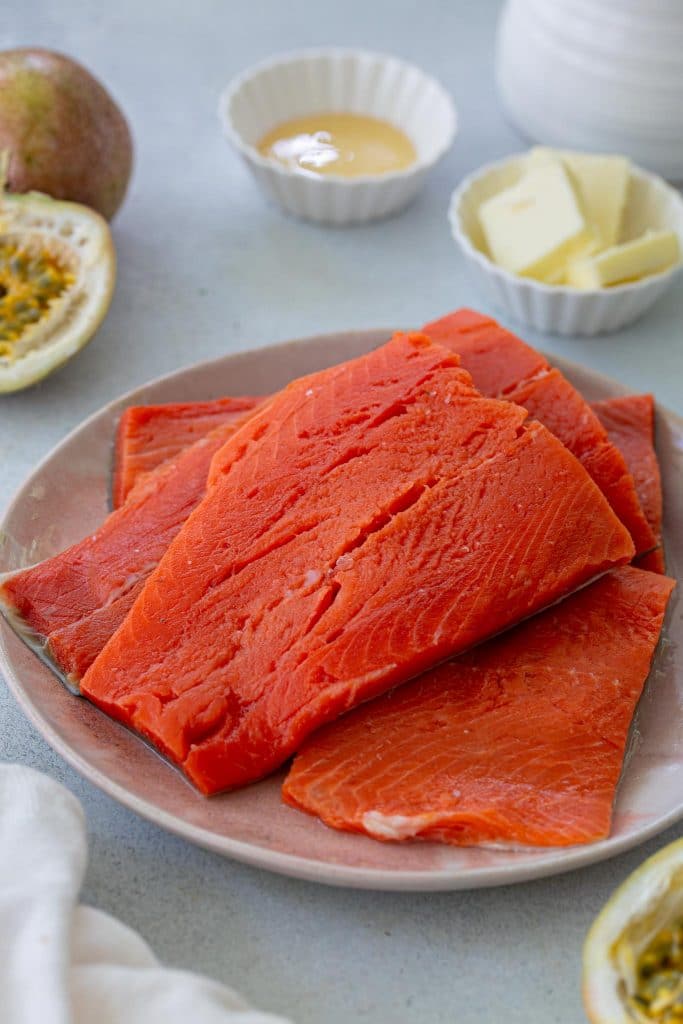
xmin=1 ymin=2 xmax=681 ymax=1021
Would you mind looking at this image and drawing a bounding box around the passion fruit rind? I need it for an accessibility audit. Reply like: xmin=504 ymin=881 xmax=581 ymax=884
xmin=0 ymin=48 xmax=133 ymax=220
xmin=0 ymin=189 xmax=115 ymax=392
xmin=583 ymin=838 xmax=683 ymax=1024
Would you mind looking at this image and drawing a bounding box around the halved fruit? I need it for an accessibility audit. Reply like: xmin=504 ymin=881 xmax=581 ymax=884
xmin=583 ymin=838 xmax=683 ymax=1022
xmin=0 ymin=185 xmax=115 ymax=392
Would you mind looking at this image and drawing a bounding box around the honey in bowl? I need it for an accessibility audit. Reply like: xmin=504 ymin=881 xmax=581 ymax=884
xmin=257 ymin=112 xmax=417 ymax=178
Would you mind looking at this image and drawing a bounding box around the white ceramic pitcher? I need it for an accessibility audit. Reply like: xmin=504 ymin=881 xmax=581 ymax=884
xmin=496 ymin=0 xmax=683 ymax=181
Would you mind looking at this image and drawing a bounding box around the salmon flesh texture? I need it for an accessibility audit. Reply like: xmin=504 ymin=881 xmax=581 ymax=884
xmin=78 ymin=332 xmax=634 ymax=794
xmin=109 ymin=391 xmax=667 ymax=618
xmin=424 ymin=310 xmax=656 ymax=557
xmin=592 ymin=394 xmax=664 ymax=573
xmin=0 ymin=410 xmax=258 ymax=684
xmin=1 ymin=327 xmax=656 ymax=697
xmin=283 ymin=566 xmax=674 ymax=847
xmin=282 ymin=391 xmax=667 ymax=848
xmin=112 ymin=396 xmax=262 ymax=507
xmin=115 ymin=395 xmax=664 ymax=567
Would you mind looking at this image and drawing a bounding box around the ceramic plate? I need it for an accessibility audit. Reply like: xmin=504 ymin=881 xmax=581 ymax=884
xmin=1 ymin=330 xmax=681 ymax=891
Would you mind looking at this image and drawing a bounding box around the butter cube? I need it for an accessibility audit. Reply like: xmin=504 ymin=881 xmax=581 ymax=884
xmin=567 ymin=231 xmax=681 ymax=289
xmin=530 ymin=148 xmax=631 ymax=250
xmin=478 ymin=161 xmax=592 ymax=283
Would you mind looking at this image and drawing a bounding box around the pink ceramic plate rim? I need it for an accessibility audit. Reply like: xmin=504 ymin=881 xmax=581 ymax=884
xmin=0 ymin=328 xmax=681 ymax=891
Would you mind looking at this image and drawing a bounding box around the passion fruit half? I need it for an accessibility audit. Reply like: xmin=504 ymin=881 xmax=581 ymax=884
xmin=0 ymin=185 xmax=115 ymax=392
xmin=583 ymin=838 xmax=683 ymax=1023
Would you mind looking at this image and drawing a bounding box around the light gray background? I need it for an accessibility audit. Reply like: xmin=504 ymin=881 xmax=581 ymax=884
xmin=2 ymin=2 xmax=682 ymax=1022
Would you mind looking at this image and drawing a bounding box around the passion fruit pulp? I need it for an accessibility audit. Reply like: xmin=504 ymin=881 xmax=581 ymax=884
xmin=584 ymin=838 xmax=683 ymax=1024
xmin=630 ymin=923 xmax=683 ymax=1021
xmin=0 ymin=186 xmax=115 ymax=392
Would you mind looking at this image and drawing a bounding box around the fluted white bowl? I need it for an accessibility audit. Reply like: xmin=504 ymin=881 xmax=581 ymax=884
xmin=449 ymin=154 xmax=683 ymax=337
xmin=219 ymin=49 xmax=457 ymax=225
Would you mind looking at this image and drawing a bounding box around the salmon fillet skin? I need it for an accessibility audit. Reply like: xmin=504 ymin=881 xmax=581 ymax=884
xmin=283 ymin=566 xmax=675 ymax=848
xmin=113 ymin=396 xmax=262 ymax=508
xmin=592 ymin=394 xmax=664 ymax=573
xmin=424 ymin=310 xmax=656 ymax=557
xmin=79 ymin=332 xmax=633 ymax=794
xmin=0 ymin=410 xmax=258 ymax=684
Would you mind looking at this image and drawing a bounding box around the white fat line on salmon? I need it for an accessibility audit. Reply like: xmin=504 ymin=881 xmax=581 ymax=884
xmin=361 ymin=811 xmax=428 ymax=841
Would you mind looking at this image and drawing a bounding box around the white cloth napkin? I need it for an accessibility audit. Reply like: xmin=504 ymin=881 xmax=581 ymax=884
xmin=0 ymin=764 xmax=292 ymax=1024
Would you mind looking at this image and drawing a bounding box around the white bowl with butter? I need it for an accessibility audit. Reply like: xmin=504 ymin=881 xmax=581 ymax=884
xmin=219 ymin=49 xmax=457 ymax=225
xmin=450 ymin=152 xmax=683 ymax=336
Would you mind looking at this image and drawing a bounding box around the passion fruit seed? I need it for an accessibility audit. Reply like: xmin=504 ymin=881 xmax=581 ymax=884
xmin=0 ymin=188 xmax=114 ymax=392
xmin=628 ymin=922 xmax=683 ymax=1022
xmin=0 ymin=239 xmax=74 ymax=360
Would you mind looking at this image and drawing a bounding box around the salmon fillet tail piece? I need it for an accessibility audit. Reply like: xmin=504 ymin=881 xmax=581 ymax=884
xmin=284 ymin=566 xmax=675 ymax=848
xmin=423 ymin=310 xmax=657 ymax=557
xmin=592 ymin=394 xmax=664 ymax=573
xmin=113 ymin=396 xmax=263 ymax=507
xmin=0 ymin=408 xmax=260 ymax=685
xmin=80 ymin=332 xmax=633 ymax=795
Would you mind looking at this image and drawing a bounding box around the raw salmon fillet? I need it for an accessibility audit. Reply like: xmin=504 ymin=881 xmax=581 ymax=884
xmin=113 ymin=396 xmax=262 ymax=507
xmin=0 ymin=409 xmax=258 ymax=684
xmin=284 ymin=566 xmax=674 ymax=847
xmin=117 ymin=395 xmax=664 ymax=566
xmin=636 ymin=549 xmax=666 ymax=574
xmin=592 ymin=394 xmax=664 ymax=573
xmin=112 ymin=389 xmax=666 ymax=576
xmin=81 ymin=332 xmax=633 ymax=794
xmin=35 ymin=391 xmax=660 ymax=685
xmin=424 ymin=310 xmax=656 ymax=556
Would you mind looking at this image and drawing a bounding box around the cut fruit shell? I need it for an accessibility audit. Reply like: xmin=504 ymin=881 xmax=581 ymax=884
xmin=583 ymin=838 xmax=683 ymax=1023
xmin=0 ymin=188 xmax=115 ymax=393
